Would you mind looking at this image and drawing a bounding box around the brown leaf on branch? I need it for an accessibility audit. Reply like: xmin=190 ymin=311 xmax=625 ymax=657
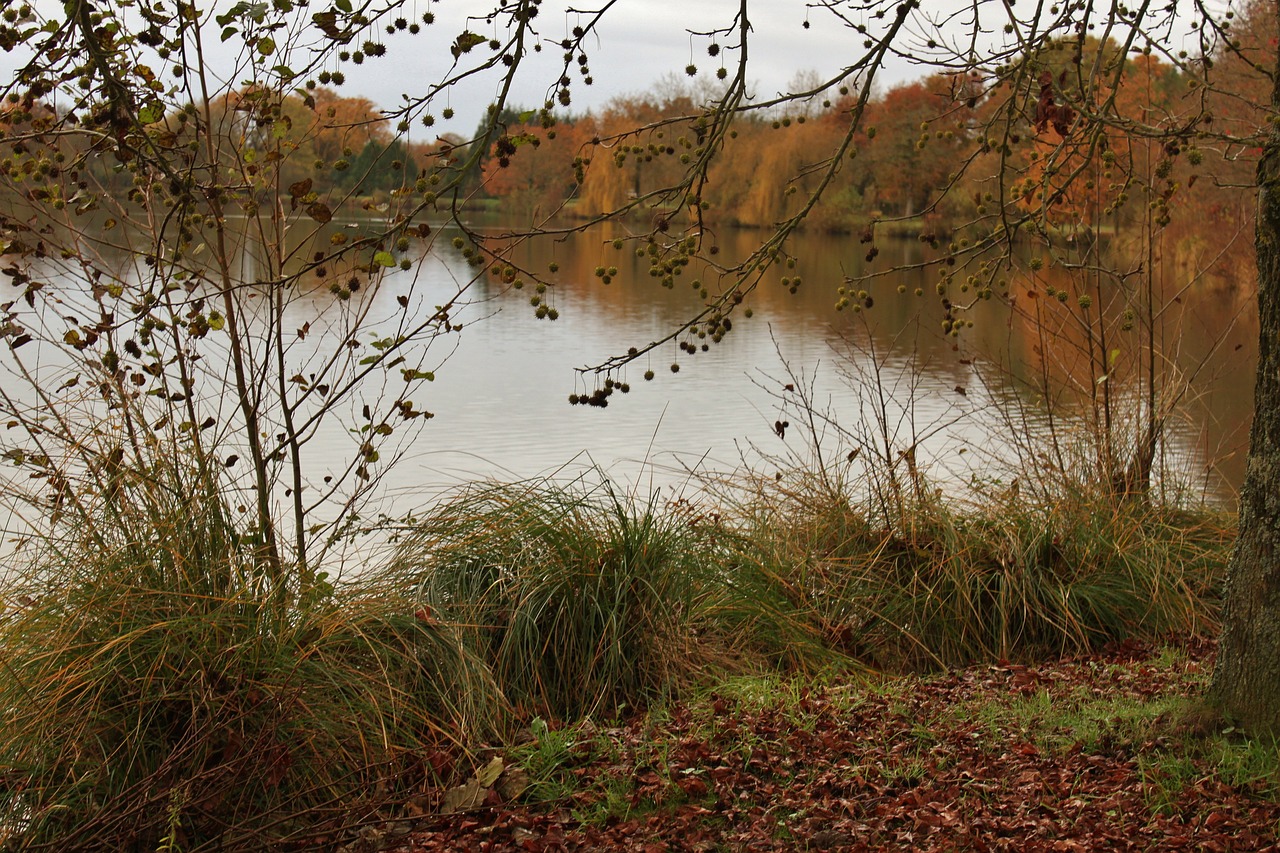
xmin=307 ymin=201 xmax=332 ymax=223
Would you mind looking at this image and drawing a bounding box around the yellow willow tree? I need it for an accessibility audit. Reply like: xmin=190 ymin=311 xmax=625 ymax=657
xmin=0 ymin=0 xmax=1276 ymax=736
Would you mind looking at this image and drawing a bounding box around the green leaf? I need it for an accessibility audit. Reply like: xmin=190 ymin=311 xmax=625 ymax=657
xmin=400 ymin=368 xmax=435 ymax=382
xmin=517 ymin=109 xmax=536 ymax=123
xmin=373 ymin=250 xmax=396 ymax=267
xmin=221 ymin=26 xmax=238 ymax=41
xmin=215 ymin=3 xmax=248 ymax=27
xmin=257 ymin=35 xmax=275 ymax=55
xmin=335 ymin=0 xmax=352 ymax=11
xmin=137 ymin=104 xmax=163 ymax=124
xmin=208 ymin=312 xmax=225 ymax=331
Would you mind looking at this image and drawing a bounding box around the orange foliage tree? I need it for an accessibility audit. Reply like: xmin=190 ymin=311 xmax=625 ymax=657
xmin=480 ymin=121 xmax=582 ymax=221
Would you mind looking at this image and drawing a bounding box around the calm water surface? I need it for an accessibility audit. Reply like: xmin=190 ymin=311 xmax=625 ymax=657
xmin=315 ymin=220 xmax=1256 ymax=513
xmin=4 ymin=216 xmax=1256 ymax=550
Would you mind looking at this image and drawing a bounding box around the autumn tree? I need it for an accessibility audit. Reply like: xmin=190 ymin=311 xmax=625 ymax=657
xmin=480 ymin=119 xmax=580 ymax=220
xmin=857 ymin=76 xmax=973 ymax=218
xmin=0 ymin=0 xmax=1276 ymax=810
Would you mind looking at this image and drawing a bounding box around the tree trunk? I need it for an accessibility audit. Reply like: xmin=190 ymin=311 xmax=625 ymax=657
xmin=1211 ymin=0 xmax=1280 ymax=732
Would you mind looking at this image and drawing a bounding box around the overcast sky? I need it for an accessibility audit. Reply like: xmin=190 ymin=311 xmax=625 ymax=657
xmin=1 ymin=1 xmax=1213 ymax=135
xmin=0 ymin=1 xmax=954 ymax=130
xmin=340 ymin=0 xmax=926 ymax=127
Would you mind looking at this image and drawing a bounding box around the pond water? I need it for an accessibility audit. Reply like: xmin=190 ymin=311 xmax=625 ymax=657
xmin=314 ymin=218 xmax=1255 ymax=513
xmin=2 ymin=213 xmax=1257 ymax=555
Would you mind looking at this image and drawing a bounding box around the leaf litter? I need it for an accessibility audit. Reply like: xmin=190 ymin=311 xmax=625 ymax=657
xmin=388 ymin=638 xmax=1279 ymax=851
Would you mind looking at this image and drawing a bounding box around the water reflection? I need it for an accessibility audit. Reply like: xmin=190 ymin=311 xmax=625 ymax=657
xmin=363 ymin=221 xmax=1254 ymax=510
xmin=9 ymin=214 xmax=1256 ymax=526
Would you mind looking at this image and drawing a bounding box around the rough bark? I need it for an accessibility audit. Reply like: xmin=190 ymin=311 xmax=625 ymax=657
xmin=1211 ymin=0 xmax=1280 ymax=733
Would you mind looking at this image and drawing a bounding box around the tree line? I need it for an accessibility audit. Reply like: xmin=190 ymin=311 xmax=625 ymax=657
xmin=476 ymin=33 xmax=1265 ymax=262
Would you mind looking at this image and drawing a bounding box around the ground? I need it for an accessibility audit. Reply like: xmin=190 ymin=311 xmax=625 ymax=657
xmin=388 ymin=639 xmax=1279 ymax=852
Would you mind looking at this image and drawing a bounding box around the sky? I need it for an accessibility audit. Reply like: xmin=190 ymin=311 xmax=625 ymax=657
xmin=0 ymin=1 xmax=956 ymax=133
xmin=329 ymin=0 xmax=925 ymax=127
xmin=0 ymin=1 xmax=1217 ymax=136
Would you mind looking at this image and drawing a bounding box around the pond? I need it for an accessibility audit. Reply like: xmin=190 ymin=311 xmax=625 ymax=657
xmin=2 ymin=212 xmax=1256 ymax=554
xmin=308 ymin=217 xmax=1255 ymax=513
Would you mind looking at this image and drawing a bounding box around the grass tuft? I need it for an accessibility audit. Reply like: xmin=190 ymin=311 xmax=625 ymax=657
xmin=0 ymin=474 xmax=502 ymax=851
xmin=387 ymin=479 xmax=752 ymax=720
xmin=716 ymin=463 xmax=1230 ymax=671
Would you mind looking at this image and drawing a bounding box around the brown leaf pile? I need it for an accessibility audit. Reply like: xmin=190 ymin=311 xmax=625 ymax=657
xmin=392 ymin=640 xmax=1278 ymax=852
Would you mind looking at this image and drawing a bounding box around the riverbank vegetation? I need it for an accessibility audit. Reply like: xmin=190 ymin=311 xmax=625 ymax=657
xmin=0 ymin=0 xmax=1277 ymax=848
xmin=0 ymin=419 xmax=1238 ymax=848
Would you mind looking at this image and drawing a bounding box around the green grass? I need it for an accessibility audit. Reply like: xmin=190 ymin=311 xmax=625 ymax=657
xmin=0 ymin=460 xmax=1238 ymax=848
xmin=505 ymin=717 xmax=584 ymax=804
xmin=717 ymin=464 xmax=1231 ymax=671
